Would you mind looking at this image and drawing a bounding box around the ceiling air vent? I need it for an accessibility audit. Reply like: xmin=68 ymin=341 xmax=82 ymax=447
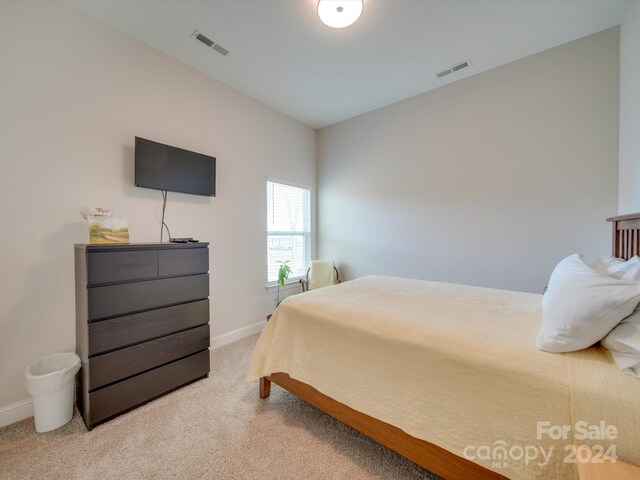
xmin=195 ymin=32 xmax=214 ymax=48
xmin=212 ymin=44 xmax=229 ymax=56
xmin=436 ymin=59 xmax=472 ymax=78
xmin=191 ymin=29 xmax=230 ymax=57
xmin=452 ymin=60 xmax=469 ymax=72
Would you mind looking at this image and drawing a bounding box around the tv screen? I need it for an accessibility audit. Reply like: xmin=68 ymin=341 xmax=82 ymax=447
xmin=135 ymin=137 xmax=216 ymax=197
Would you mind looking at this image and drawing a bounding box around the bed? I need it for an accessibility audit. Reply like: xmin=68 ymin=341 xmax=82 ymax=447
xmin=248 ymin=214 xmax=640 ymax=480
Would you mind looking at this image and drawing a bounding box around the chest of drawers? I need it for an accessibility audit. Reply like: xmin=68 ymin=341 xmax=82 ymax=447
xmin=74 ymin=242 xmax=210 ymax=430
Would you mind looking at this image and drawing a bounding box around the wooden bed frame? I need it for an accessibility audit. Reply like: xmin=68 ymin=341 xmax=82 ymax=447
xmin=608 ymin=212 xmax=640 ymax=260
xmin=259 ymin=213 xmax=640 ymax=480
xmin=259 ymin=374 xmax=506 ymax=480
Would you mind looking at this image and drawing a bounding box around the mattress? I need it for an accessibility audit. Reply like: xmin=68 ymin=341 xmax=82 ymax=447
xmin=248 ymin=275 xmax=640 ymax=479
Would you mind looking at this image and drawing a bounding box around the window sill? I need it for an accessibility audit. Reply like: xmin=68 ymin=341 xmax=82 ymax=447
xmin=265 ymin=278 xmax=303 ymax=293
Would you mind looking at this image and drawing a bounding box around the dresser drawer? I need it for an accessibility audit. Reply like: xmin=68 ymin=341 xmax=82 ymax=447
xmin=158 ymin=247 xmax=208 ymax=277
xmin=87 ymin=274 xmax=209 ymax=321
xmin=87 ymin=251 xmax=158 ymax=285
xmin=89 ymin=324 xmax=209 ymax=389
xmin=88 ymin=350 xmax=210 ymax=425
xmin=88 ymin=300 xmax=209 ymax=356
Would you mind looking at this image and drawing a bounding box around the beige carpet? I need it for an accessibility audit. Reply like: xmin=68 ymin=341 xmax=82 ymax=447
xmin=0 ymin=334 xmax=440 ymax=480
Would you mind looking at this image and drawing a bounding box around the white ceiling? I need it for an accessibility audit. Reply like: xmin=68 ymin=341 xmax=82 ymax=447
xmin=65 ymin=0 xmax=630 ymax=128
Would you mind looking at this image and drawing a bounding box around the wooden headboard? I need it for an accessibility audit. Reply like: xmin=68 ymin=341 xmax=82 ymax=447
xmin=607 ymin=213 xmax=640 ymax=260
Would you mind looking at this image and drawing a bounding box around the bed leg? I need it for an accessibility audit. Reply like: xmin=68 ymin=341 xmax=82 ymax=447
xmin=259 ymin=377 xmax=271 ymax=399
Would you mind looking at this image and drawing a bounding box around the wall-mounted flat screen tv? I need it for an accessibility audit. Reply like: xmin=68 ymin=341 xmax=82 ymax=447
xmin=135 ymin=137 xmax=216 ymax=197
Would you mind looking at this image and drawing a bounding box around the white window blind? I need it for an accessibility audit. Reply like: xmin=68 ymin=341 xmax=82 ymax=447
xmin=267 ymin=181 xmax=311 ymax=283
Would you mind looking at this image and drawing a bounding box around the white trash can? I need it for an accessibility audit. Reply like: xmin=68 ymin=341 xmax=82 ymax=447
xmin=24 ymin=352 xmax=81 ymax=433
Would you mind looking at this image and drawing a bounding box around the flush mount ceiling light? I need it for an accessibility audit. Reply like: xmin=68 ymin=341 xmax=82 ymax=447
xmin=317 ymin=0 xmax=363 ymax=28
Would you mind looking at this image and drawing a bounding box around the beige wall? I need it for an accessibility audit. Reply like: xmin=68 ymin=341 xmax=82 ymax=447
xmin=318 ymin=28 xmax=619 ymax=293
xmin=618 ymin=1 xmax=640 ymax=213
xmin=0 ymin=1 xmax=315 ymax=411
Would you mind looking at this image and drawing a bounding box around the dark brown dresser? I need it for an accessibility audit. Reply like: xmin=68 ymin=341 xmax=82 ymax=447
xmin=74 ymin=242 xmax=210 ymax=430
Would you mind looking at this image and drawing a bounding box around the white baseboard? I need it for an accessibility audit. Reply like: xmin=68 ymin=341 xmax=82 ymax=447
xmin=0 ymin=398 xmax=33 ymax=429
xmin=0 ymin=320 xmax=266 ymax=429
xmin=210 ymin=319 xmax=266 ymax=349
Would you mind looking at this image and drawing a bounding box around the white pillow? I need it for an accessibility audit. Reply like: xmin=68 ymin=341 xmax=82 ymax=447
xmin=591 ymin=255 xmax=640 ymax=281
xmin=537 ymin=254 xmax=640 ymax=353
xmin=602 ymin=310 xmax=640 ymax=378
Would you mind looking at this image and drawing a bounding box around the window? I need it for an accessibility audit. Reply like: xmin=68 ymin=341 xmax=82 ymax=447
xmin=267 ymin=181 xmax=311 ymax=283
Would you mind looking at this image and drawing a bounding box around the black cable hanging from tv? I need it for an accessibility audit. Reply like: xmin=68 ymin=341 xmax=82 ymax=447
xmin=160 ymin=190 xmax=172 ymax=242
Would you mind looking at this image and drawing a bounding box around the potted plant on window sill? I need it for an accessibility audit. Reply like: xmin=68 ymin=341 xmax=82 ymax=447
xmin=267 ymin=260 xmax=293 ymax=322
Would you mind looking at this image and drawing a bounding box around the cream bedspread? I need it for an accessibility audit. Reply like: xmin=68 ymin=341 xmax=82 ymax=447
xmin=248 ymin=276 xmax=640 ymax=479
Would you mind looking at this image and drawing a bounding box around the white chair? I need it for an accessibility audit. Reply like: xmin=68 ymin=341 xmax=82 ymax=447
xmin=300 ymin=260 xmax=341 ymax=292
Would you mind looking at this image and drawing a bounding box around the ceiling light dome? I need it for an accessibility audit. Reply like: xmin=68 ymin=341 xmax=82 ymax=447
xmin=317 ymin=0 xmax=363 ymax=29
